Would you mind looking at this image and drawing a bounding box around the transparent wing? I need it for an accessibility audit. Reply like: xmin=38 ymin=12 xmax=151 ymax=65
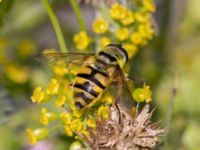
xmin=36 ymin=52 xmax=95 ymax=67
xmin=107 ymin=65 xmax=135 ymax=111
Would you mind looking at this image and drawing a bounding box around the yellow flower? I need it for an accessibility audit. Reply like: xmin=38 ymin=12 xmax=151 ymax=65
xmin=26 ymin=128 xmax=36 ymax=144
xmin=110 ymin=3 xmax=127 ymax=20
xmin=17 ymin=39 xmax=36 ymax=58
xmin=116 ymin=28 xmax=129 ymax=41
xmin=40 ymin=108 xmax=48 ymax=125
xmin=26 ymin=128 xmax=48 ymax=145
xmin=138 ymin=24 xmax=154 ymax=39
xmin=46 ymin=78 xmax=59 ymax=95
xmin=97 ymin=105 xmax=109 ymax=120
xmin=135 ymin=12 xmax=148 ymax=23
xmin=123 ymin=43 xmax=138 ymax=58
xmin=55 ymin=95 xmax=67 ymax=107
xmin=130 ymin=32 xmax=143 ymax=45
xmin=60 ymin=112 xmax=72 ymax=125
xmin=133 ymin=84 xmax=152 ymax=103
xmin=40 ymin=108 xmax=57 ymax=125
xmin=100 ymin=93 xmax=113 ymax=104
xmin=64 ymin=87 xmax=74 ymax=100
xmin=120 ymin=11 xmax=135 ymax=25
xmin=31 ymin=86 xmax=45 ymax=103
xmin=143 ymin=85 xmax=152 ymax=103
xmin=71 ymin=119 xmax=83 ymax=132
xmin=143 ymin=0 xmax=155 ymax=12
xmin=5 ymin=63 xmax=29 ymax=84
xmin=72 ymin=107 xmax=83 ymax=118
xmin=64 ymin=125 xmax=73 ymax=136
xmin=73 ymin=31 xmax=90 ymax=50
xmin=92 ymin=18 xmax=108 ymax=34
xmin=138 ymin=24 xmax=149 ymax=38
xmin=99 ymin=37 xmax=111 ymax=48
xmin=86 ymin=118 xmax=96 ymax=128
xmin=53 ymin=66 xmax=68 ymax=76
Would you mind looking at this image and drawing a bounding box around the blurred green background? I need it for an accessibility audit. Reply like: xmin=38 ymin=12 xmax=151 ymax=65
xmin=0 ymin=0 xmax=200 ymax=150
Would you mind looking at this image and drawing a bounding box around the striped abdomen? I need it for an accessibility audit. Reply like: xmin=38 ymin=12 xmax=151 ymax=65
xmin=73 ymin=65 xmax=110 ymax=109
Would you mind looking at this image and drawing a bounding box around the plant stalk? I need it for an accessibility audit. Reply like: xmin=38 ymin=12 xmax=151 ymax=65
xmin=41 ymin=0 xmax=68 ymax=52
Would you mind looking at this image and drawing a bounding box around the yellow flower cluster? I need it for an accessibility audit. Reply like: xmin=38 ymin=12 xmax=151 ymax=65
xmin=110 ymin=2 xmax=155 ymax=58
xmin=73 ymin=1 xmax=155 ymax=55
xmin=27 ymin=65 xmax=111 ymax=144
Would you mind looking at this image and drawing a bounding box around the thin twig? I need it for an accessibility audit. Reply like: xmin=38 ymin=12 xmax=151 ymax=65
xmin=164 ymin=75 xmax=178 ymax=148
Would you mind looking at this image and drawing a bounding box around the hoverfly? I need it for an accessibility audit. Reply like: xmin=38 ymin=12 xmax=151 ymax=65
xmin=39 ymin=44 xmax=135 ymax=110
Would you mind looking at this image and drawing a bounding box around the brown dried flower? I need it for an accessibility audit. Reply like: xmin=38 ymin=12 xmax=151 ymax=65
xmin=85 ymin=104 xmax=165 ymax=150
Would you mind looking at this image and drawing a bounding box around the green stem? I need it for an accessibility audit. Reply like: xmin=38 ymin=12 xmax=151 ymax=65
xmin=41 ymin=0 xmax=68 ymax=52
xmin=69 ymin=0 xmax=86 ymax=31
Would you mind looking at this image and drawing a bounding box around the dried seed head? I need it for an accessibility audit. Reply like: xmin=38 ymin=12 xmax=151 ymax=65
xmin=87 ymin=104 xmax=165 ymax=150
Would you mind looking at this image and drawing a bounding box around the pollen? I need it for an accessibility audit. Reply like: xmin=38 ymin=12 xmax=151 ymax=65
xmin=31 ymin=86 xmax=45 ymax=103
xmin=92 ymin=18 xmax=108 ymax=34
xmin=73 ymin=31 xmax=90 ymax=50
xmin=116 ymin=28 xmax=129 ymax=41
